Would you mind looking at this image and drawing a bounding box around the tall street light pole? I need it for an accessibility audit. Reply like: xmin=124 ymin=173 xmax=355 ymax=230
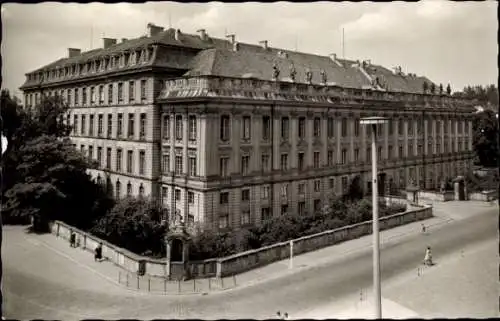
xmin=360 ymin=116 xmax=388 ymax=319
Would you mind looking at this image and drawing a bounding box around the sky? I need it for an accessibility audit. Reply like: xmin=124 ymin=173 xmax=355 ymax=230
xmin=1 ymin=1 xmax=498 ymax=99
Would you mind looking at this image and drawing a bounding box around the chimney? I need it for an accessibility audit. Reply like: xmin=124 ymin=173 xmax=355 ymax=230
xmin=103 ymin=38 xmax=117 ymax=49
xmin=233 ymin=41 xmax=239 ymax=52
xmin=259 ymin=40 xmax=269 ymax=50
xmin=197 ymin=29 xmax=208 ymax=41
xmin=175 ymin=29 xmax=181 ymax=41
xmin=226 ymin=34 xmax=236 ymax=44
xmin=147 ymin=23 xmax=164 ymax=37
xmin=329 ymin=53 xmax=337 ymax=61
xmin=68 ymin=48 xmax=81 ymax=58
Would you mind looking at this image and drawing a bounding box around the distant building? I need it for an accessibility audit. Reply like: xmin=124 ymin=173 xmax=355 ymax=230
xmin=20 ymin=24 xmax=475 ymax=231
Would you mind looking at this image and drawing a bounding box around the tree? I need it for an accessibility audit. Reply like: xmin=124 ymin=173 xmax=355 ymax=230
xmin=446 ymin=83 xmax=452 ymax=95
xmin=423 ymin=81 xmax=428 ymax=93
xmin=473 ymin=109 xmax=499 ymax=167
xmin=90 ymin=197 xmax=165 ymax=256
xmin=343 ymin=175 xmax=364 ymax=202
xmin=439 ymin=83 xmax=444 ymax=95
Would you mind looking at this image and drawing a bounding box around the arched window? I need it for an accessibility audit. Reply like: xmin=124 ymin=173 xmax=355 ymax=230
xmin=127 ymin=182 xmax=132 ymax=197
xmin=115 ymin=180 xmax=121 ymax=199
xmin=139 ymin=184 xmax=145 ymax=198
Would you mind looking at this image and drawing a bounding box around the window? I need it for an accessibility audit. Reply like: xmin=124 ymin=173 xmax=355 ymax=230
xmin=341 ymin=118 xmax=347 ymax=137
xmin=139 ymin=150 xmax=145 ymax=175
xmin=162 ymin=154 xmax=170 ymax=173
xmin=298 ymin=183 xmax=306 ymax=195
xmin=327 ymin=117 xmax=334 ymax=138
xmin=341 ymin=176 xmax=348 ymax=190
xmin=162 ymin=187 xmax=168 ymax=202
xmin=242 ymin=116 xmax=251 ymax=140
xmin=261 ymin=154 xmax=270 ymax=172
xmin=313 ymin=151 xmax=320 ymax=168
xmin=88 ymin=146 xmax=93 ymax=161
xmin=97 ymin=147 xmax=102 ymax=167
xmin=408 ymin=121 xmax=413 ymax=135
xmin=241 ymin=210 xmax=251 ymax=225
xmin=73 ymin=115 xmax=78 ymax=134
xmin=108 ymin=84 xmax=113 ymax=104
xmin=314 ymin=179 xmax=321 ymax=192
xmin=98 ymin=114 xmax=103 ymax=136
xmin=281 ymin=117 xmax=289 ymax=140
xmin=220 ymin=157 xmax=229 ymax=177
xmin=367 ymin=147 xmax=372 ymax=162
xmin=99 ymin=85 xmax=104 ymax=104
xmin=90 ymin=87 xmax=95 ymax=105
xmin=262 ymin=116 xmax=271 ymax=140
xmin=261 ymin=186 xmax=270 ymax=199
xmin=280 ymin=153 xmax=288 ymax=171
xmin=219 ymin=215 xmax=229 ymax=229
xmin=128 ymin=113 xmax=135 ymax=138
xmin=354 ymin=119 xmax=360 ymax=137
xmin=175 ymin=189 xmax=181 ymax=201
xmin=188 ymin=115 xmax=197 ymax=141
xmin=377 ymin=123 xmax=382 ymax=136
xmin=428 ymin=142 xmax=432 ymax=155
xmin=378 ymin=146 xmax=382 ymax=161
xmin=398 ymin=120 xmax=403 ymax=135
xmin=261 ymin=208 xmax=271 ymax=221
xmin=140 ymin=79 xmax=146 ymax=100
xmin=314 ymin=199 xmax=321 ymax=213
xmin=75 ymin=88 xmax=79 ymax=106
xmin=281 ymin=205 xmax=289 ymax=216
xmin=327 ymin=150 xmax=334 ymax=166
xmin=118 ymin=83 xmax=123 ymax=102
xmin=129 ymin=81 xmax=135 ymax=102
xmin=329 ymin=177 xmax=335 ymax=189
xmin=298 ymin=201 xmax=306 ymax=215
xmin=81 ymin=115 xmax=86 ymax=135
xmin=127 ymin=182 xmax=132 ymax=197
xmin=117 ymin=113 xmax=123 ymax=137
xmin=388 ymin=146 xmax=393 ymax=159
xmin=175 ymin=115 xmax=183 ymax=140
xmin=313 ymin=117 xmax=321 ymax=137
xmin=241 ymin=189 xmax=250 ymax=201
xmin=399 ymin=145 xmax=403 ymax=157
xmin=281 ymin=184 xmax=289 ymax=199
xmin=106 ymin=147 xmax=111 ymax=169
xmin=175 ymin=155 xmax=183 ymax=175
xmin=116 ymin=149 xmax=122 ymax=172
xmin=163 ymin=115 xmax=170 ymax=139
xmin=82 ymin=88 xmax=87 ymax=106
xmin=188 ymin=191 xmax=195 ymax=204
xmin=127 ymin=151 xmax=133 ymax=173
xmin=107 ymin=114 xmax=112 ymax=137
xmin=115 ymin=181 xmax=121 ymax=199
xmin=220 ymin=115 xmax=230 ymax=141
xmin=189 ymin=156 xmax=197 ymax=176
xmin=89 ymin=114 xmax=94 ymax=136
xmin=298 ymin=117 xmax=306 ymax=138
xmin=298 ymin=152 xmax=305 ymax=170
xmin=341 ymin=149 xmax=347 ymax=164
xmin=408 ymin=143 xmax=413 ymax=156
xmin=389 ymin=120 xmax=394 ymax=135
xmin=140 ymin=113 xmax=146 ymax=140
xmin=67 ymin=89 xmax=72 ymax=106
xmin=241 ymin=155 xmax=250 ymax=175
xmin=220 ymin=192 xmax=229 ymax=204
xmin=354 ymin=148 xmax=360 ymax=162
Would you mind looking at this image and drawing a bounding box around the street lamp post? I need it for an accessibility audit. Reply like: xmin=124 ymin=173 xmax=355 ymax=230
xmin=360 ymin=116 xmax=388 ymax=319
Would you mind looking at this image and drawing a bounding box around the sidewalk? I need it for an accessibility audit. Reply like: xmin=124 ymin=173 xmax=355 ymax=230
xmin=33 ymin=200 xmax=492 ymax=295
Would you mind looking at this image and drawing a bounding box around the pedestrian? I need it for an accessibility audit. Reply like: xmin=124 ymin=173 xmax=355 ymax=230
xmin=70 ymin=230 xmax=76 ymax=248
xmin=424 ymin=246 xmax=432 ymax=266
xmin=283 ymin=312 xmax=289 ymax=320
xmin=95 ymin=242 xmax=103 ymax=262
xmin=276 ymin=311 xmax=282 ymax=319
xmin=421 ymin=223 xmax=426 ymax=234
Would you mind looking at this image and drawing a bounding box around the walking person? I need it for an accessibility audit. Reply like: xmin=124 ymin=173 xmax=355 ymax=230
xmin=70 ymin=230 xmax=76 ymax=248
xmin=424 ymin=246 xmax=433 ymax=266
xmin=95 ymin=242 xmax=103 ymax=262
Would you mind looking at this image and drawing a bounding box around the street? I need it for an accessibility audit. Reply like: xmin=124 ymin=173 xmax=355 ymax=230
xmin=2 ymin=203 xmax=498 ymax=319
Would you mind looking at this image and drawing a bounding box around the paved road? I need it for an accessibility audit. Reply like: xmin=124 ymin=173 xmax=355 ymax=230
xmin=2 ymin=204 xmax=497 ymax=320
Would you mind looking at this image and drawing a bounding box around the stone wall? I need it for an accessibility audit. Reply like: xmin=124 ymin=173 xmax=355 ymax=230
xmin=468 ymin=190 xmax=497 ymax=202
xmin=49 ymin=204 xmax=432 ymax=279
xmin=410 ymin=191 xmax=455 ymax=202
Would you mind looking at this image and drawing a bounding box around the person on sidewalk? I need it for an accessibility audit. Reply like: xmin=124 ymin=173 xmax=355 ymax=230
xmin=276 ymin=311 xmax=282 ymax=319
xmin=95 ymin=242 xmax=103 ymax=262
xmin=70 ymin=230 xmax=76 ymax=248
xmin=424 ymin=246 xmax=433 ymax=266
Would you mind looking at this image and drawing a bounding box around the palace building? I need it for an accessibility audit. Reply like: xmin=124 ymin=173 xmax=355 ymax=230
xmin=20 ymin=24 xmax=475 ymax=231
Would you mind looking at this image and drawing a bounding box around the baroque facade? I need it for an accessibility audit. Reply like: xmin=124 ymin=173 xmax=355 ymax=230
xmin=20 ymin=24 xmax=475 ymax=231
